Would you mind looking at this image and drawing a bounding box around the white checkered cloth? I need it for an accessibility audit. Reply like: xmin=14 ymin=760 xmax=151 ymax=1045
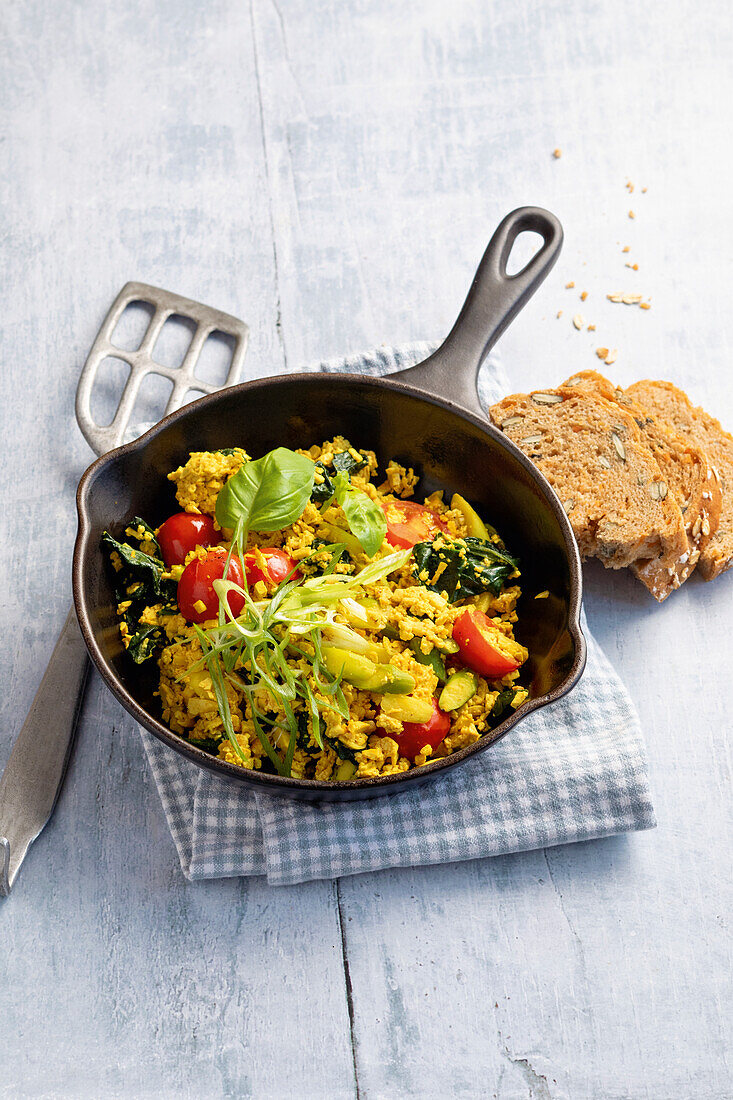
xmin=138 ymin=345 xmax=656 ymax=885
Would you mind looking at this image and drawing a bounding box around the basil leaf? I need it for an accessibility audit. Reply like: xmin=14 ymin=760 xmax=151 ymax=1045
xmin=412 ymin=535 xmax=519 ymax=602
xmin=215 ymin=447 xmax=315 ymax=532
xmin=334 ymin=471 xmax=387 ymax=558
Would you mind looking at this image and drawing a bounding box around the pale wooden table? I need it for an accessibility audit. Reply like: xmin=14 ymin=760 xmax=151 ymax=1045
xmin=1 ymin=2 xmax=731 ymax=1097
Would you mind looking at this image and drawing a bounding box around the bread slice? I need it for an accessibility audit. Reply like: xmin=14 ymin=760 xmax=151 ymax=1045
xmin=627 ymin=380 xmax=732 ymax=580
xmin=562 ymin=371 xmax=722 ymax=597
xmin=489 ymin=387 xmax=689 ymax=586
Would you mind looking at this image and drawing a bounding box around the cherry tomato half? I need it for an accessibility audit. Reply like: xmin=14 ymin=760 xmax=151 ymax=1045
xmin=380 ymin=500 xmax=448 ymax=549
xmin=394 ymin=698 xmax=451 ymax=761
xmin=452 ymin=608 xmax=523 ymax=678
xmin=157 ymin=512 xmax=219 ymax=568
xmin=177 ymin=548 xmax=245 ymax=624
xmin=244 ymin=548 xmax=301 ymax=590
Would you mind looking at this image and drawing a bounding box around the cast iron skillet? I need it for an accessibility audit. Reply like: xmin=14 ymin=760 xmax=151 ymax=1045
xmin=74 ymin=206 xmax=586 ymax=802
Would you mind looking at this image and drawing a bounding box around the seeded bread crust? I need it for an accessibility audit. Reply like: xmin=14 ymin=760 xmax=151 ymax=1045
xmin=562 ymin=371 xmax=722 ymax=598
xmin=627 ymin=380 xmax=733 ymax=581
xmin=489 ymin=388 xmax=689 ymax=587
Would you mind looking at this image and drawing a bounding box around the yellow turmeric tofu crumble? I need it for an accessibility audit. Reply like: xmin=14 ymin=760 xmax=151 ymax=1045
xmin=102 ymin=437 xmax=529 ymax=781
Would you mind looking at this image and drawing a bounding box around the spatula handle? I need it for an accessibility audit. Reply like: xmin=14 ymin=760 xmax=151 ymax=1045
xmin=0 ymin=608 xmax=89 ymax=896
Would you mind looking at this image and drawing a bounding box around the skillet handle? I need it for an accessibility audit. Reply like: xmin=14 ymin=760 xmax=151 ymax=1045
xmin=396 ymin=207 xmax=563 ymax=418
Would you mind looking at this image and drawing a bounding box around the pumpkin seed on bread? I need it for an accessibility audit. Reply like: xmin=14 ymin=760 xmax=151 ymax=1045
xmin=489 ymin=387 xmax=688 ymax=595
xmin=627 ymin=380 xmax=732 ymax=580
xmin=562 ymin=370 xmax=722 ymax=598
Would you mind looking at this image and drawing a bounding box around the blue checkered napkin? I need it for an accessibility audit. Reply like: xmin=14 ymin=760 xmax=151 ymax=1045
xmin=137 ymin=346 xmax=656 ymax=885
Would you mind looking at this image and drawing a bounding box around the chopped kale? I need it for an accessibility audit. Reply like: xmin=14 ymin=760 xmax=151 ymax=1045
xmin=332 ymin=450 xmax=367 ymax=476
xmin=297 ymin=539 xmax=354 ymax=577
xmin=125 ymin=516 xmax=162 ymax=555
xmin=126 ymin=624 xmax=164 ymax=664
xmin=491 ymin=687 xmax=520 ymax=720
xmin=412 ymin=535 xmax=519 ymax=603
xmin=101 ymin=532 xmax=172 ymax=602
xmin=188 ymin=736 xmax=222 ymax=756
xmin=101 ymin=527 xmax=178 ymax=664
xmin=296 ymin=710 xmax=311 ymax=751
xmin=295 ymin=709 xmax=355 ymax=762
xmin=322 ymin=733 xmax=358 ymax=765
xmin=310 ymin=449 xmax=368 ymax=504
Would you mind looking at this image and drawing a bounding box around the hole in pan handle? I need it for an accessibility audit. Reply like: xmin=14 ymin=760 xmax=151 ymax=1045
xmin=396 ymin=206 xmax=563 ymax=418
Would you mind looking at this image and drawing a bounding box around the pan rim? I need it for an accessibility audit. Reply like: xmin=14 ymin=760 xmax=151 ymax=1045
xmin=73 ymin=371 xmax=587 ymax=796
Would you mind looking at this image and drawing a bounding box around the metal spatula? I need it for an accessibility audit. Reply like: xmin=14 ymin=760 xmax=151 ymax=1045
xmin=0 ymin=282 xmax=248 ymax=895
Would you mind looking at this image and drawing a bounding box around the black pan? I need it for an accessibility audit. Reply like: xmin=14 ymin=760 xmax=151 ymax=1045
xmin=73 ymin=206 xmax=586 ymax=802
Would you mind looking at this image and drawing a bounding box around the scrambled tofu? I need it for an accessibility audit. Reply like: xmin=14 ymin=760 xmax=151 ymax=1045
xmin=108 ymin=437 xmax=529 ymax=781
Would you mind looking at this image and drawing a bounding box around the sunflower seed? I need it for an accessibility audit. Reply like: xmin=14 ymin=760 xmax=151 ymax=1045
xmin=563 ymin=499 xmax=575 ymax=513
xmin=611 ymin=432 xmax=626 ymax=461
xmin=573 ymin=314 xmax=584 ymax=330
xmin=501 ymin=417 xmax=523 ymax=429
xmin=520 ymin=435 xmax=544 ymax=447
xmin=692 ymin=516 xmax=702 ymax=538
xmin=658 ymin=481 xmax=668 ymax=500
xmin=702 ymin=515 xmax=711 ymax=537
xmin=531 ymin=393 xmax=564 ymax=405
xmin=598 ymin=455 xmax=611 ymax=469
xmin=637 ymin=472 xmax=646 ymax=485
xmin=649 ymin=482 xmax=660 ymax=500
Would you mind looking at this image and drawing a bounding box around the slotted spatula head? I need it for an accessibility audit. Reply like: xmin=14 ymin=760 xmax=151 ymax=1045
xmin=75 ymin=281 xmax=249 ymax=457
xmin=1 ymin=282 xmax=250 ymax=897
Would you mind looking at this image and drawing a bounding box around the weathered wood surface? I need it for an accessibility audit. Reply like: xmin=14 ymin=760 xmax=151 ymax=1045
xmin=1 ymin=0 xmax=731 ymax=1097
